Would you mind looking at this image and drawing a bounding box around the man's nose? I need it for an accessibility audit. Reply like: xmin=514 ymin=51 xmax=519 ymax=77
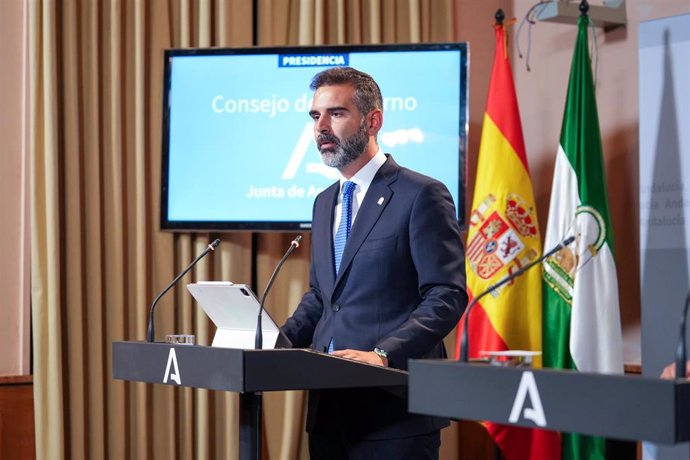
xmin=315 ymin=116 xmax=330 ymax=133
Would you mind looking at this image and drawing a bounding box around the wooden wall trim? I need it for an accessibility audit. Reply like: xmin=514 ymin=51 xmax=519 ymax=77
xmin=0 ymin=375 xmax=32 ymax=385
xmin=0 ymin=379 xmax=35 ymax=459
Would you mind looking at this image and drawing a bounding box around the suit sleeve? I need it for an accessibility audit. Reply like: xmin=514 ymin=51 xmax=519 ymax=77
xmin=280 ymin=196 xmax=326 ymax=348
xmin=280 ymin=258 xmax=324 ymax=348
xmin=376 ymin=180 xmax=468 ymax=368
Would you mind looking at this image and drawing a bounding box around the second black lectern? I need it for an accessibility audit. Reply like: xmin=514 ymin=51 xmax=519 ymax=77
xmin=112 ymin=341 xmax=407 ymax=460
xmin=408 ymin=360 xmax=690 ymax=444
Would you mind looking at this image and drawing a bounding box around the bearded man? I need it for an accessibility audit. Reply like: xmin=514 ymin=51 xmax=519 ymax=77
xmin=281 ymin=66 xmax=467 ymax=460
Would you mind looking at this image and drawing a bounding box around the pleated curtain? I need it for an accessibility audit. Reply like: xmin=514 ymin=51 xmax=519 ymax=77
xmin=30 ymin=0 xmax=457 ymax=458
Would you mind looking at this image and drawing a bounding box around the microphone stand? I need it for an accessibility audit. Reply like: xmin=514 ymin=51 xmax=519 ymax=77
xmin=459 ymin=236 xmax=575 ymax=363
xmin=146 ymin=239 xmax=220 ymax=343
xmin=249 ymin=235 xmax=300 ymax=460
xmin=255 ymin=235 xmax=302 ymax=350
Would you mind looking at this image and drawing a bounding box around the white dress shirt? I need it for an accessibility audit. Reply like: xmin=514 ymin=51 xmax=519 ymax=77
xmin=332 ymin=150 xmax=387 ymax=238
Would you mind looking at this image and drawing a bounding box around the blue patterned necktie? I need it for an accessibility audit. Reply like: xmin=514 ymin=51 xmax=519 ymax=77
xmin=333 ymin=181 xmax=356 ymax=275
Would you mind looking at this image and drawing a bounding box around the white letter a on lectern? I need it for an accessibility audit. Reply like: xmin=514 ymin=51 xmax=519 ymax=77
xmin=163 ymin=348 xmax=182 ymax=385
xmin=508 ymin=371 xmax=547 ymax=427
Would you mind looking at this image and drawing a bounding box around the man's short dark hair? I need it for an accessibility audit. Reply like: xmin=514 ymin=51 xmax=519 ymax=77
xmin=310 ymin=67 xmax=383 ymax=116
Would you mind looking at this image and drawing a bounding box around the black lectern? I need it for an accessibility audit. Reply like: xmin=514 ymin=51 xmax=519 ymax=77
xmin=112 ymin=341 xmax=407 ymax=459
xmin=408 ymin=360 xmax=690 ymax=443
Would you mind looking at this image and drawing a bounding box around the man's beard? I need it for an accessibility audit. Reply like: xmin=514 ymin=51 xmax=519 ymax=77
xmin=317 ymin=122 xmax=368 ymax=169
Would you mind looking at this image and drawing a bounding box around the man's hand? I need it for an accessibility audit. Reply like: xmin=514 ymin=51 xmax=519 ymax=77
xmin=661 ymin=360 xmax=690 ymax=379
xmin=331 ymin=349 xmax=388 ymax=367
xmin=660 ymin=363 xmax=676 ymax=379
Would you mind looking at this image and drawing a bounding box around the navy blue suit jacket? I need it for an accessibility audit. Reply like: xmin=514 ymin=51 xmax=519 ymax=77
xmin=281 ymin=155 xmax=467 ymax=440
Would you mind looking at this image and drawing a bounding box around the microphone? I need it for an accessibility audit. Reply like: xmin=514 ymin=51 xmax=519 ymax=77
xmin=146 ymin=238 xmax=220 ymax=342
xmin=255 ymin=235 xmax=302 ymax=349
xmin=674 ymin=291 xmax=690 ymax=378
xmin=459 ymin=235 xmax=576 ymax=363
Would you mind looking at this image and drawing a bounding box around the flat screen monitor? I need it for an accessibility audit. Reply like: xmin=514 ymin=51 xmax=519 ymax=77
xmin=161 ymin=43 xmax=469 ymax=231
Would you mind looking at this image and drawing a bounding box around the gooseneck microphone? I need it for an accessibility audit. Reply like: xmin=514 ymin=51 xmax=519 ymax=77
xmin=459 ymin=235 xmax=576 ymax=363
xmin=146 ymin=239 xmax=220 ymax=342
xmin=255 ymin=235 xmax=302 ymax=350
xmin=674 ymin=291 xmax=690 ymax=378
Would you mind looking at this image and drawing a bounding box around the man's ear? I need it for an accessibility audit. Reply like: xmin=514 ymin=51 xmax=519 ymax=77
xmin=368 ymin=109 xmax=383 ymax=135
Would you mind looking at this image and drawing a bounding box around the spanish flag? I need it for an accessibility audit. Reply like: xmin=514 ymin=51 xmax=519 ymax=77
xmin=455 ymin=14 xmax=561 ymax=460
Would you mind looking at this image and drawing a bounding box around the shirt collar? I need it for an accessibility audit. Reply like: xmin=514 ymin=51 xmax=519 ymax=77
xmin=339 ymin=149 xmax=386 ymax=191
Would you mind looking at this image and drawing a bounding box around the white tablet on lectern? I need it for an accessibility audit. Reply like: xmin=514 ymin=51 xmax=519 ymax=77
xmin=187 ymin=281 xmax=281 ymax=350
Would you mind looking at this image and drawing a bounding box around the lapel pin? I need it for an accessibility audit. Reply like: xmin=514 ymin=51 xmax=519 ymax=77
xmin=377 ymin=197 xmax=384 ymax=205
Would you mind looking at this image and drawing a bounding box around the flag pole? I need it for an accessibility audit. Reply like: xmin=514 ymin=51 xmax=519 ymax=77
xmin=579 ymin=0 xmax=589 ymax=16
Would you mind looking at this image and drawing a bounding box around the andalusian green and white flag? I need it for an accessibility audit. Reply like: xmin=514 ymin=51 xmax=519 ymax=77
xmin=542 ymin=13 xmax=624 ymax=460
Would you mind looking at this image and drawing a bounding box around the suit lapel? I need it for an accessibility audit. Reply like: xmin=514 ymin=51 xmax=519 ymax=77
xmin=334 ymin=156 xmax=399 ymax=288
xmin=315 ymin=182 xmax=339 ymax=292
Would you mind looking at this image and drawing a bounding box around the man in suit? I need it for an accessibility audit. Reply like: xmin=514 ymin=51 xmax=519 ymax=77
xmin=281 ymin=67 xmax=467 ymax=460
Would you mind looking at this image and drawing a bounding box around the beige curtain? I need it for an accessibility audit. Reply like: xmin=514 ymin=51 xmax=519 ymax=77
xmin=30 ymin=0 xmax=456 ymax=458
